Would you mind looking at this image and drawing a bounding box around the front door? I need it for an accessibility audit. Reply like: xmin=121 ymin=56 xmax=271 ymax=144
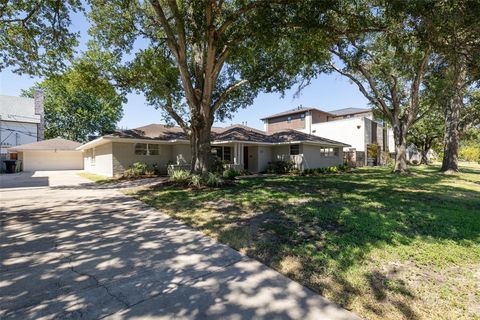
xmin=243 ymin=146 xmax=248 ymax=170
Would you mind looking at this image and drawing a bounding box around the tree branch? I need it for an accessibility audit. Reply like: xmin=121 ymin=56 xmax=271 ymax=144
xmin=211 ymin=79 xmax=249 ymax=112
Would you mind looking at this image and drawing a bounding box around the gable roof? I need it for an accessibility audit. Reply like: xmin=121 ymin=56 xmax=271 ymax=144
xmin=78 ymin=123 xmax=350 ymax=149
xmin=8 ymin=138 xmax=82 ymax=152
xmin=328 ymin=107 xmax=371 ymax=116
xmin=260 ymin=107 xmax=333 ymax=120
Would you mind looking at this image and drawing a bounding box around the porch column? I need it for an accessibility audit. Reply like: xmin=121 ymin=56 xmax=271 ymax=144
xmin=233 ymin=143 xmax=244 ymax=168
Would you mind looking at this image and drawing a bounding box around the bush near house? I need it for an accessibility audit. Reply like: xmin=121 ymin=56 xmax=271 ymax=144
xmin=168 ymin=169 xmax=225 ymax=188
xmin=123 ymin=162 xmax=159 ymax=178
xmin=266 ymin=160 xmax=295 ymax=174
xmin=303 ymin=164 xmax=349 ymax=175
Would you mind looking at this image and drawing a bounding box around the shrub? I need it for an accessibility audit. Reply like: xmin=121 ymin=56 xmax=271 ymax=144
xmin=123 ymin=162 xmax=147 ymax=178
xmin=169 ymin=169 xmax=191 ymax=183
xmin=459 ymin=146 xmax=480 ymax=162
xmin=189 ymin=174 xmax=202 ymax=188
xmin=206 ymin=172 xmax=223 ymax=187
xmin=223 ymin=168 xmax=240 ymax=180
xmin=266 ymin=160 xmax=294 ymax=174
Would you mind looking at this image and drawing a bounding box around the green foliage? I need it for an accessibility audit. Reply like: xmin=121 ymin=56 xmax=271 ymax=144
xmin=205 ymin=172 xmax=223 ymax=187
xmin=459 ymin=146 xmax=480 ymax=162
xmin=266 ymin=160 xmax=295 ymax=174
xmin=303 ymin=165 xmax=349 ymax=175
xmin=169 ymin=169 xmax=191 ymax=184
xmin=189 ymin=174 xmax=202 ymax=188
xmin=222 ymin=168 xmax=240 ymax=180
xmin=123 ymin=162 xmax=148 ymax=178
xmin=21 ymin=52 xmax=124 ymax=142
xmin=0 ymin=1 xmax=82 ymax=75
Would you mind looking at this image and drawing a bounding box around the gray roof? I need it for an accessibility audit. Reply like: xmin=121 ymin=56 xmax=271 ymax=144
xmin=260 ymin=107 xmax=332 ymax=120
xmin=8 ymin=138 xmax=82 ymax=151
xmin=328 ymin=107 xmax=371 ymax=116
xmin=106 ymin=123 xmax=350 ymax=147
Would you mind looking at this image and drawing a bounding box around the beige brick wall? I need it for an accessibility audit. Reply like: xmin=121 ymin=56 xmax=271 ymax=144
xmin=266 ymin=112 xmax=306 ymax=133
xmin=112 ymin=142 xmax=173 ymax=176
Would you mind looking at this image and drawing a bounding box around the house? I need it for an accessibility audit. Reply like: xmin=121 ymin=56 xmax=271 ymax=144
xmin=0 ymin=91 xmax=45 ymax=157
xmin=77 ymin=124 xmax=349 ymax=177
xmin=261 ymin=106 xmax=395 ymax=165
xmin=8 ymin=138 xmax=84 ymax=171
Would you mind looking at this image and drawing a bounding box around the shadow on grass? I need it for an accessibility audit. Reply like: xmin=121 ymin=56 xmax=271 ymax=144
xmin=134 ymin=165 xmax=480 ymax=319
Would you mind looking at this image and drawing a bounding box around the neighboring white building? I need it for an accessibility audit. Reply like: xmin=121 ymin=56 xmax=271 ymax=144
xmin=261 ymin=107 xmax=395 ymax=166
xmin=0 ymin=91 xmax=45 ymax=157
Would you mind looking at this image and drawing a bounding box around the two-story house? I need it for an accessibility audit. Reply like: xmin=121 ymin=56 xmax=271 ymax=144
xmin=0 ymin=91 xmax=45 ymax=159
xmin=261 ymin=106 xmax=394 ymax=165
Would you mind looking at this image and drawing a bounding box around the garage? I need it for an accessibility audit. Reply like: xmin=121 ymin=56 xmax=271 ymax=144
xmin=8 ymin=138 xmax=84 ymax=171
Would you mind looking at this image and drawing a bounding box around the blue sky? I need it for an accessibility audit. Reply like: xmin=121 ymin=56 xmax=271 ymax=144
xmin=0 ymin=8 xmax=369 ymax=131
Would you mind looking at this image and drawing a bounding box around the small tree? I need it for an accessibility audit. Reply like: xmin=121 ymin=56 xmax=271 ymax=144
xmin=88 ymin=0 xmax=332 ymax=173
xmin=0 ymin=1 xmax=82 ymax=75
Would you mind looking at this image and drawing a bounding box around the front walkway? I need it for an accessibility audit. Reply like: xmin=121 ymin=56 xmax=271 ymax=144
xmin=0 ymin=171 xmax=359 ymax=319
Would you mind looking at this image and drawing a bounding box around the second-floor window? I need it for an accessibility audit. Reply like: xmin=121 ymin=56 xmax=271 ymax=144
xmin=287 ymin=116 xmax=292 ymax=123
xmin=300 ymin=114 xmax=305 ymax=121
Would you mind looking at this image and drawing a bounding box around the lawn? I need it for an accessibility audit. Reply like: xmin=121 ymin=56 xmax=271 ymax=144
xmin=77 ymin=172 xmax=115 ymax=184
xmin=130 ymin=163 xmax=480 ymax=320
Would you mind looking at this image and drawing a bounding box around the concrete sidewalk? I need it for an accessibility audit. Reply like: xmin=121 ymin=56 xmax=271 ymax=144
xmin=0 ymin=171 xmax=359 ymax=319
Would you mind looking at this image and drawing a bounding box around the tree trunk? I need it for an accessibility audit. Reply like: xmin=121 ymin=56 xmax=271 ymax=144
xmin=441 ymin=57 xmax=466 ymax=174
xmin=420 ymin=148 xmax=429 ymax=165
xmin=393 ymin=123 xmax=408 ymax=173
xmin=190 ymin=120 xmax=212 ymax=174
xmin=441 ymin=98 xmax=460 ymax=173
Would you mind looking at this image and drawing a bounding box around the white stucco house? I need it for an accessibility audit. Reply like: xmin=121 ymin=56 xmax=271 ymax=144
xmin=261 ymin=107 xmax=395 ymax=165
xmin=77 ymin=124 xmax=350 ymax=177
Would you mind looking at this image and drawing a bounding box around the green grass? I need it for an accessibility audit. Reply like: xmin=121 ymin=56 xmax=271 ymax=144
xmin=130 ymin=163 xmax=480 ymax=320
xmin=77 ymin=172 xmax=115 ymax=184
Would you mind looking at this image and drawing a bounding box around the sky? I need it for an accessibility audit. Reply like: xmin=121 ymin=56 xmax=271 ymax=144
xmin=0 ymin=8 xmax=369 ymax=131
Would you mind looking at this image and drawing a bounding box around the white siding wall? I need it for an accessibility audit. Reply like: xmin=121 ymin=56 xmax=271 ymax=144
xmin=84 ymin=143 xmax=113 ymax=177
xmin=301 ymin=144 xmax=343 ymax=169
xmin=22 ymin=151 xmax=83 ymax=171
xmin=300 ymin=117 xmax=365 ymax=151
xmin=247 ymin=146 xmax=259 ymax=173
xmin=112 ymin=142 xmax=173 ymax=176
xmin=257 ymin=146 xmax=272 ymax=172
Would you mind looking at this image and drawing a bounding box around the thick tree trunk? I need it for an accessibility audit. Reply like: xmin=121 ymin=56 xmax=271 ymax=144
xmin=441 ymin=58 xmax=466 ymax=174
xmin=190 ymin=121 xmax=212 ymax=174
xmin=393 ymin=123 xmax=408 ymax=173
xmin=441 ymin=99 xmax=460 ymax=173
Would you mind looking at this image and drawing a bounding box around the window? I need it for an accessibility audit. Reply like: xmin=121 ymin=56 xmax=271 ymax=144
xmin=149 ymin=144 xmax=159 ymax=155
xmin=334 ymin=148 xmax=339 ymax=156
xmin=287 ymin=116 xmax=292 ymax=123
xmin=87 ymin=148 xmax=96 ymax=165
xmin=211 ymin=146 xmax=231 ymax=161
xmin=135 ymin=143 xmax=148 ymax=155
xmin=320 ymin=147 xmax=334 ymax=157
xmin=300 ymin=113 xmax=305 ymax=121
xmin=290 ymin=144 xmax=300 ymax=155
xmin=135 ymin=143 xmax=160 ymax=155
xmin=223 ymin=147 xmax=231 ymax=161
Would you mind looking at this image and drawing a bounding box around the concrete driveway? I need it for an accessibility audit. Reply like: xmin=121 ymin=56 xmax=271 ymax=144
xmin=0 ymin=171 xmax=359 ymax=319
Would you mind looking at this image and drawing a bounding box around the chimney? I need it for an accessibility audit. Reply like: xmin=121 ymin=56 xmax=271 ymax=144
xmin=34 ymin=89 xmax=45 ymax=141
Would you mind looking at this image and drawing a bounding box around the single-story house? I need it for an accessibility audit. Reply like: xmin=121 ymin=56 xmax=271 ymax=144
xmin=76 ymin=124 xmax=350 ymax=177
xmin=8 ymin=138 xmax=83 ymax=171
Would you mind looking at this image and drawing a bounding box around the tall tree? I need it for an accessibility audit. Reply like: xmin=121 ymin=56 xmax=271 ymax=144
xmin=0 ymin=0 xmax=82 ymax=75
xmin=411 ymin=1 xmax=480 ymax=173
xmin=324 ymin=2 xmax=432 ymax=173
xmin=22 ymin=53 xmax=124 ymax=142
xmin=88 ymin=0 xmax=332 ymax=173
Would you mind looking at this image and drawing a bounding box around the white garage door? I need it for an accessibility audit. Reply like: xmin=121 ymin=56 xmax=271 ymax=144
xmin=22 ymin=151 xmax=84 ymax=171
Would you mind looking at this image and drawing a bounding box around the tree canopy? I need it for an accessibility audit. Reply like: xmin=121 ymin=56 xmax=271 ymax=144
xmin=22 ymin=53 xmax=124 ymax=142
xmin=0 ymin=0 xmax=82 ymax=75
xmin=87 ymin=0 xmax=333 ymax=173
